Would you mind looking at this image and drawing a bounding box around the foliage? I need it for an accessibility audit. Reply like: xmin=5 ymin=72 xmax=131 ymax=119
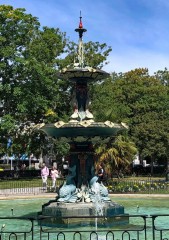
xmin=119 ymin=69 xmax=169 ymax=172
xmin=59 ymin=41 xmax=112 ymax=70
xmin=107 ymin=179 xmax=169 ymax=194
xmin=155 ymin=67 xmax=169 ymax=86
xmin=53 ymin=139 xmax=70 ymax=157
xmin=95 ymin=134 xmax=137 ymax=176
xmin=91 ymin=73 xmax=130 ymax=122
xmin=0 ymin=5 xmax=112 ymax=159
xmin=0 ymin=5 xmax=70 ymax=124
xmin=0 ymin=4 xmax=169 ymax=175
xmin=92 ymin=68 xmax=169 ymax=174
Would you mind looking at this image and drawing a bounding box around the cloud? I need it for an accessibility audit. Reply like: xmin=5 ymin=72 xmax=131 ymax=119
xmin=103 ymin=48 xmax=169 ymax=75
xmin=1 ymin=0 xmax=169 ymax=74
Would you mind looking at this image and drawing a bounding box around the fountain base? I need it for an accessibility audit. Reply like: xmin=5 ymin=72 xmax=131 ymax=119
xmin=39 ymin=200 xmax=129 ymax=227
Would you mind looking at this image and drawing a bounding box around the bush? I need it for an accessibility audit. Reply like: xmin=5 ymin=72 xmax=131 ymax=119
xmin=107 ymin=179 xmax=169 ymax=193
xmin=0 ymin=164 xmax=11 ymax=170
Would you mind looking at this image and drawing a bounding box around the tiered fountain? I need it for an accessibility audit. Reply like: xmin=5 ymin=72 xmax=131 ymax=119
xmin=38 ymin=14 xmax=128 ymax=227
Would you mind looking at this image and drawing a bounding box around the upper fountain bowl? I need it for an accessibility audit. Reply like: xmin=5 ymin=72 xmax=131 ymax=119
xmin=59 ymin=67 xmax=110 ymax=83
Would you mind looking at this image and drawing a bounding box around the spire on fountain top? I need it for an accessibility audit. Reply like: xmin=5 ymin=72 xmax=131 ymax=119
xmin=79 ymin=11 xmax=83 ymax=28
xmin=75 ymin=11 xmax=87 ymax=39
xmin=74 ymin=12 xmax=87 ymax=68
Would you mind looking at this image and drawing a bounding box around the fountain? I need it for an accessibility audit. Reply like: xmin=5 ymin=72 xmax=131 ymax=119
xmin=38 ymin=14 xmax=128 ymax=227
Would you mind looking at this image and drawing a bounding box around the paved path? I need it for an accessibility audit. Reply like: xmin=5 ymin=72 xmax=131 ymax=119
xmin=0 ymin=193 xmax=56 ymax=200
xmin=0 ymin=192 xmax=169 ymax=200
xmin=0 ymin=187 xmax=58 ymax=199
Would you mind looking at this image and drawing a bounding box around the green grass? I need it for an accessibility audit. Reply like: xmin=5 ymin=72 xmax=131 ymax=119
xmin=0 ymin=178 xmax=64 ymax=189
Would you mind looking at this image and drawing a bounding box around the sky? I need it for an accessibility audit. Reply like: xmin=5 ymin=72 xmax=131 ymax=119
xmin=1 ymin=0 xmax=169 ymax=74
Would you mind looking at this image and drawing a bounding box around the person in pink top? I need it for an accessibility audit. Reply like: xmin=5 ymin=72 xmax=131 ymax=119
xmin=50 ymin=166 xmax=59 ymax=191
xmin=41 ymin=163 xmax=49 ymax=190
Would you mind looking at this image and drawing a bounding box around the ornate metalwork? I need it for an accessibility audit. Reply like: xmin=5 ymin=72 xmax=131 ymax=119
xmin=0 ymin=215 xmax=169 ymax=240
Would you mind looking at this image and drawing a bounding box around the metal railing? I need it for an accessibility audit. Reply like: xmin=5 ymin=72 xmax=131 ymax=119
xmin=0 ymin=214 xmax=169 ymax=240
xmin=107 ymin=178 xmax=169 ymax=194
xmin=1 ymin=178 xmax=169 ymax=195
xmin=0 ymin=178 xmax=64 ymax=195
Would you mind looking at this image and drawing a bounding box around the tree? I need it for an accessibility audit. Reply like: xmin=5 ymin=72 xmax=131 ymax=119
xmin=0 ymin=5 xmax=112 ymax=160
xmin=59 ymin=40 xmax=112 ymax=70
xmin=0 ymin=5 xmax=71 ymax=159
xmin=111 ymin=69 xmax=169 ymax=174
xmin=95 ymin=134 xmax=137 ymax=177
xmin=92 ymin=68 xmax=169 ymax=175
xmin=91 ymin=72 xmax=130 ymax=122
xmin=0 ymin=114 xmax=16 ymax=156
xmin=0 ymin=5 xmax=70 ymax=125
xmin=155 ymin=68 xmax=169 ymax=86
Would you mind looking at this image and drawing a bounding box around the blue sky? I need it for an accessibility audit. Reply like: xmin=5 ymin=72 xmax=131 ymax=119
xmin=1 ymin=0 xmax=169 ymax=74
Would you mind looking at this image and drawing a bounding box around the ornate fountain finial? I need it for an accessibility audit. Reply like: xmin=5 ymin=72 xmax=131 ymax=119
xmin=79 ymin=11 xmax=83 ymax=28
xmin=75 ymin=11 xmax=87 ymax=38
xmin=75 ymin=12 xmax=87 ymax=68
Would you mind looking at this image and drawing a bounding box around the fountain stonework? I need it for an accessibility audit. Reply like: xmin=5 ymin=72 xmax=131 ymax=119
xmin=38 ymin=15 xmax=128 ymax=227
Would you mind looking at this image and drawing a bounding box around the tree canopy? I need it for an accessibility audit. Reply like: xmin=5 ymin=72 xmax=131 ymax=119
xmin=0 ymin=5 xmax=112 ymax=158
xmin=0 ymin=5 xmax=169 ymax=175
xmin=92 ymin=68 xmax=169 ymax=173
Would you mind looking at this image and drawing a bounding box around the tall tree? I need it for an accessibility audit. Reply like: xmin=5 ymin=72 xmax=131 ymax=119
xmin=0 ymin=5 xmax=70 ymax=158
xmin=111 ymin=69 xmax=169 ymax=174
xmin=0 ymin=5 xmax=112 ymax=158
xmin=92 ymin=68 xmax=169 ymax=175
xmin=0 ymin=5 xmax=70 ymax=125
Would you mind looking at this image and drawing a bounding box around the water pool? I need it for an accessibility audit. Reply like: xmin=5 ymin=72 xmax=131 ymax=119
xmin=1 ymin=196 xmax=169 ymax=217
xmin=113 ymin=196 xmax=169 ymax=215
xmin=0 ymin=196 xmax=169 ymax=240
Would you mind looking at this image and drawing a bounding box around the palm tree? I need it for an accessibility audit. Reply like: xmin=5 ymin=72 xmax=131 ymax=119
xmin=95 ymin=135 xmax=137 ymax=178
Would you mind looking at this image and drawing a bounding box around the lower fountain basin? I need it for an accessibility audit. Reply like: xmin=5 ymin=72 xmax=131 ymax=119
xmin=39 ymin=200 xmax=129 ymax=227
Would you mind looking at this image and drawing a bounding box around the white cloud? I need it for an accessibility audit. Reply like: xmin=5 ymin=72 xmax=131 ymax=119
xmin=1 ymin=0 xmax=169 ymax=74
xmin=103 ymin=48 xmax=169 ymax=75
